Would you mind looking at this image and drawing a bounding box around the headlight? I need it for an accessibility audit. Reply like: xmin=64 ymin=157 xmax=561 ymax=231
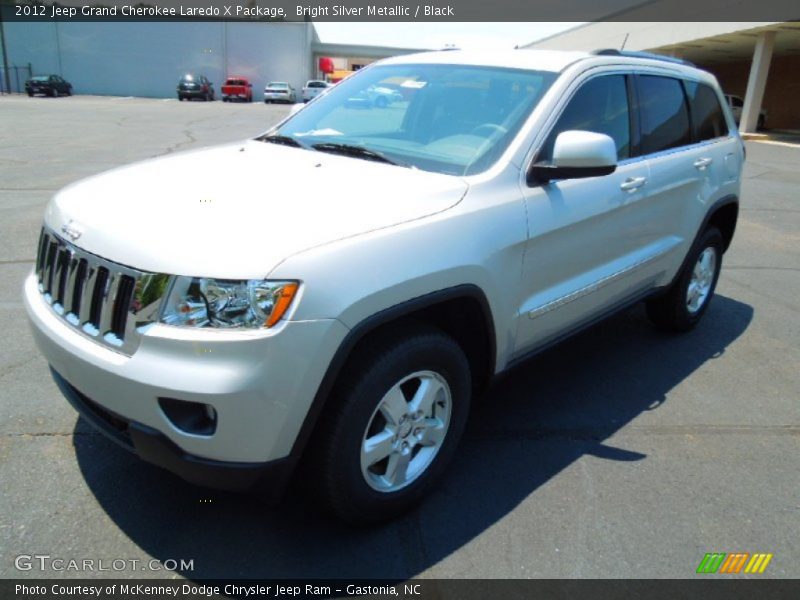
xmin=160 ymin=278 xmax=299 ymax=329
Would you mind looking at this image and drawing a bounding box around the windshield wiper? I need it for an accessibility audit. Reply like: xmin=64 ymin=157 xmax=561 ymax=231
xmin=311 ymin=142 xmax=410 ymax=168
xmin=256 ymin=134 xmax=308 ymax=149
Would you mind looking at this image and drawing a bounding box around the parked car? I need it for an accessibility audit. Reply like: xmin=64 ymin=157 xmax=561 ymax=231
xmin=221 ymin=77 xmax=253 ymax=102
xmin=177 ymin=74 xmax=214 ymax=101
xmin=264 ymin=82 xmax=296 ymax=103
xmin=25 ymin=75 xmax=72 ymax=97
xmin=301 ymin=80 xmax=330 ymax=103
xmin=346 ymin=84 xmax=404 ymax=109
xmin=724 ymin=94 xmax=767 ymax=129
xmin=25 ymin=49 xmax=743 ymax=524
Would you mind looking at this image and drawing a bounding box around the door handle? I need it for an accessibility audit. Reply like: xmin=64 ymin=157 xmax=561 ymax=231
xmin=620 ymin=176 xmax=647 ymax=192
xmin=693 ymin=157 xmax=713 ymax=170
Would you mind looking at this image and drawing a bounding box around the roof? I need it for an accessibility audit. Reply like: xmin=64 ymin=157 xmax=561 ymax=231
xmin=376 ymin=48 xmax=712 ymax=78
xmin=380 ymin=49 xmax=591 ymax=72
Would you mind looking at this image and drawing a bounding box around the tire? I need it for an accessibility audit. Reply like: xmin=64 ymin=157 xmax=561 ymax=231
xmin=66 ymin=86 xmax=72 ymax=96
xmin=309 ymin=325 xmax=471 ymax=524
xmin=646 ymin=227 xmax=724 ymax=332
xmin=178 ymin=95 xmax=184 ymax=101
xmin=27 ymin=91 xmax=33 ymax=97
xmin=757 ymin=115 xmax=765 ymax=131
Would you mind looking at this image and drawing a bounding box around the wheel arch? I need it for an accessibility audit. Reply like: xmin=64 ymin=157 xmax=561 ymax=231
xmin=706 ymin=197 xmax=739 ymax=253
xmin=288 ymin=284 xmax=496 ymax=462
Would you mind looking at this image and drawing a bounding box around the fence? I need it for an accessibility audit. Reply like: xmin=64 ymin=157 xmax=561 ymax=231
xmin=0 ymin=64 xmax=33 ymax=94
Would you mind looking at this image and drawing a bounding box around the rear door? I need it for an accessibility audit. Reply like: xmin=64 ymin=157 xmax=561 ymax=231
xmin=634 ymin=74 xmax=729 ymax=285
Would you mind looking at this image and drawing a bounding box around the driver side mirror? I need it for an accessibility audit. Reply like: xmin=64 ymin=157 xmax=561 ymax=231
xmin=528 ymin=130 xmax=618 ymax=185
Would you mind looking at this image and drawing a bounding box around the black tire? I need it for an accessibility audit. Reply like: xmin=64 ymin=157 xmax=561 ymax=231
xmin=66 ymin=86 xmax=72 ymax=96
xmin=757 ymin=115 xmax=765 ymax=131
xmin=27 ymin=91 xmax=33 ymax=97
xmin=309 ymin=325 xmax=471 ymax=524
xmin=646 ymin=227 xmax=724 ymax=332
xmin=178 ymin=95 xmax=184 ymax=101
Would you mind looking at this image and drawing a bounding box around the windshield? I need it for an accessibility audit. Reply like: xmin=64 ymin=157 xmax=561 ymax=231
xmin=307 ymin=81 xmax=327 ymax=88
xmin=31 ymin=76 xmax=50 ymax=82
xmin=272 ymin=63 xmax=556 ymax=176
xmin=268 ymin=83 xmax=288 ymax=89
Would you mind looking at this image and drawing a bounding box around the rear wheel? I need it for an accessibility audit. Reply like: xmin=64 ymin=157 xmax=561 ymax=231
xmin=646 ymin=227 xmax=724 ymax=331
xmin=309 ymin=325 xmax=471 ymax=524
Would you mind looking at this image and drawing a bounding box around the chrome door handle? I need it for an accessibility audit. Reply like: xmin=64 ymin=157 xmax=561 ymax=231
xmin=620 ymin=176 xmax=647 ymax=192
xmin=693 ymin=157 xmax=713 ymax=170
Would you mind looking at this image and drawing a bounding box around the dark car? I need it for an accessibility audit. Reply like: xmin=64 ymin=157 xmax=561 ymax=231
xmin=25 ymin=75 xmax=72 ymax=97
xmin=177 ymin=74 xmax=214 ymax=101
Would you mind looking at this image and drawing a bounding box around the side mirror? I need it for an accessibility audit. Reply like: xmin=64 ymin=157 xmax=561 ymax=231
xmin=528 ymin=130 xmax=618 ymax=185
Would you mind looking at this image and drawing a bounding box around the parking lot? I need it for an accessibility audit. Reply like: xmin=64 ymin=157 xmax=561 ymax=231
xmin=0 ymin=94 xmax=798 ymax=580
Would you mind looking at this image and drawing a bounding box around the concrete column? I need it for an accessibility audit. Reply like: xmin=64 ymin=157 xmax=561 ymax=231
xmin=740 ymin=30 xmax=775 ymax=133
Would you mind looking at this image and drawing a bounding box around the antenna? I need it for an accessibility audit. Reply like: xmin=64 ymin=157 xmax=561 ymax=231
xmin=620 ymin=33 xmax=629 ymax=51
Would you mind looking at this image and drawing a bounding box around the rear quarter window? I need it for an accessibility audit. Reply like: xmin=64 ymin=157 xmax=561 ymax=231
xmin=684 ymin=81 xmax=728 ymax=141
xmin=637 ymin=75 xmax=691 ymax=155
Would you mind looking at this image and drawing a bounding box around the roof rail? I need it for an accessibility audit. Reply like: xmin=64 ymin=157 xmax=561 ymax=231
xmin=591 ymin=49 xmax=696 ymax=68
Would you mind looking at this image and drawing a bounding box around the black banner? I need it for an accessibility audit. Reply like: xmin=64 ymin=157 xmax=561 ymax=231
xmin=4 ymin=580 xmax=800 ymax=600
xmin=2 ymin=0 xmax=799 ymax=22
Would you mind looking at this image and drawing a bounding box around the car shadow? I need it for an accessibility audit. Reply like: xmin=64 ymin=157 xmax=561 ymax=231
xmin=73 ymin=294 xmax=752 ymax=579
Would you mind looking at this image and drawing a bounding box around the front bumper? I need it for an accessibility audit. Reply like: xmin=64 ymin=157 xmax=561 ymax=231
xmin=53 ymin=368 xmax=291 ymax=493
xmin=178 ymin=89 xmax=208 ymax=97
xmin=24 ymin=273 xmax=348 ymax=488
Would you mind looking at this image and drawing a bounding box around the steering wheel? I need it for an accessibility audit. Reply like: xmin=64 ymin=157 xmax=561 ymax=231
xmin=470 ymin=123 xmax=508 ymax=138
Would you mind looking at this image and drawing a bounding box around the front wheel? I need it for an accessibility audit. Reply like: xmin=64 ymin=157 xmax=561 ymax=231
xmin=309 ymin=325 xmax=471 ymax=524
xmin=646 ymin=227 xmax=724 ymax=331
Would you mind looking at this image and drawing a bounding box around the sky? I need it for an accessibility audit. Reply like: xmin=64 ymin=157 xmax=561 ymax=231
xmin=313 ymin=22 xmax=583 ymax=51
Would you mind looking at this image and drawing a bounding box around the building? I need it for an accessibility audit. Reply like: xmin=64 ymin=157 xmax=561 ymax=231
xmin=0 ymin=19 xmax=422 ymax=99
xmin=525 ymin=21 xmax=800 ymax=133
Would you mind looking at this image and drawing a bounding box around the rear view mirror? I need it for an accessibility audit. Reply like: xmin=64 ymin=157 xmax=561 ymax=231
xmin=528 ymin=130 xmax=618 ymax=184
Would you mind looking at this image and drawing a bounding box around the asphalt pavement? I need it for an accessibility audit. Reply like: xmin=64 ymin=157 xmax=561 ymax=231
xmin=0 ymin=95 xmax=797 ymax=580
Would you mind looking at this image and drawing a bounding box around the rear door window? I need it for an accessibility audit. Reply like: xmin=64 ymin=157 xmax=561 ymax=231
xmin=684 ymin=81 xmax=728 ymax=141
xmin=637 ymin=75 xmax=691 ymax=155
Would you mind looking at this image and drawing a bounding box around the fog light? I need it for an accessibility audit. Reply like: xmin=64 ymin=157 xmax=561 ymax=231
xmin=158 ymin=397 xmax=217 ymax=436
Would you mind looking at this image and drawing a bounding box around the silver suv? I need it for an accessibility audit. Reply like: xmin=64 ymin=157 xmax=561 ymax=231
xmin=24 ymin=49 xmax=742 ymax=523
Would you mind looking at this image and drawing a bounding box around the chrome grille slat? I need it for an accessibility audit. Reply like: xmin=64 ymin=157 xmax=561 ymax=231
xmin=98 ymin=272 xmax=120 ymax=337
xmin=34 ymin=227 xmax=160 ymax=356
xmin=79 ymin=264 xmax=99 ymax=327
xmin=63 ymin=256 xmax=81 ymax=319
xmin=53 ymin=247 xmax=72 ymax=312
xmin=43 ymin=240 xmax=58 ymax=297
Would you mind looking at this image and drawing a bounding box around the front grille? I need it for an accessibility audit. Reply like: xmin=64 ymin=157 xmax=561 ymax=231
xmin=35 ymin=227 xmax=168 ymax=356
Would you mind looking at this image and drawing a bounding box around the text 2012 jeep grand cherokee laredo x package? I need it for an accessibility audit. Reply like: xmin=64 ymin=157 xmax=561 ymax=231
xmin=25 ymin=49 xmax=742 ymax=523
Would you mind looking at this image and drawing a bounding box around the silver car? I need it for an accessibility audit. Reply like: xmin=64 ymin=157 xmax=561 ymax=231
xmin=24 ymin=49 xmax=742 ymax=523
xmin=301 ymin=80 xmax=330 ymax=103
xmin=264 ymin=81 xmax=296 ymax=104
xmin=724 ymin=93 xmax=767 ymax=129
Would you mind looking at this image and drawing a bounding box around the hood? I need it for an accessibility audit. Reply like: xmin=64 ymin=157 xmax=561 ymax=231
xmin=44 ymin=141 xmax=468 ymax=279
